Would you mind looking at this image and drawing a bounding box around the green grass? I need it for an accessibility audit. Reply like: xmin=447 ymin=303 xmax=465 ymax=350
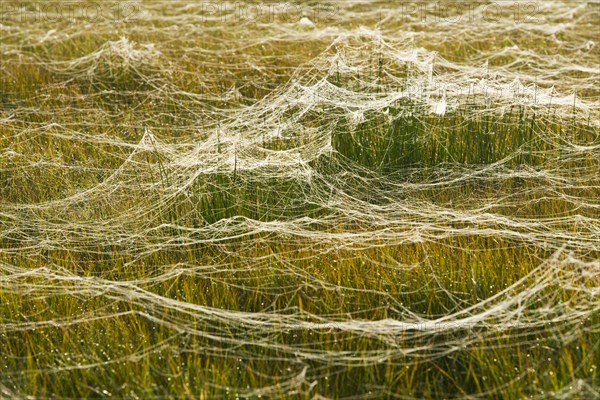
xmin=1 ymin=2 xmax=599 ymax=398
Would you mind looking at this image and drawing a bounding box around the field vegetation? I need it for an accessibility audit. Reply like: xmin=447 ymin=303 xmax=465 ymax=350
xmin=0 ymin=1 xmax=599 ymax=398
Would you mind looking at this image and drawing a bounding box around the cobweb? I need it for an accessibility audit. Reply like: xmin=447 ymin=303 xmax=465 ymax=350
xmin=0 ymin=0 xmax=599 ymax=398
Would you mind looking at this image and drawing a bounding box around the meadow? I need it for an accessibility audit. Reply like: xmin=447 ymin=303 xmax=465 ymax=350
xmin=0 ymin=1 xmax=599 ymax=398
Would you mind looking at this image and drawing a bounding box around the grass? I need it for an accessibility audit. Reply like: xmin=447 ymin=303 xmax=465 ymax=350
xmin=0 ymin=1 xmax=599 ymax=398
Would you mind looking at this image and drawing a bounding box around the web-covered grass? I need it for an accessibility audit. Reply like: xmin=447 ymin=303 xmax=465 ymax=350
xmin=0 ymin=1 xmax=599 ymax=398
